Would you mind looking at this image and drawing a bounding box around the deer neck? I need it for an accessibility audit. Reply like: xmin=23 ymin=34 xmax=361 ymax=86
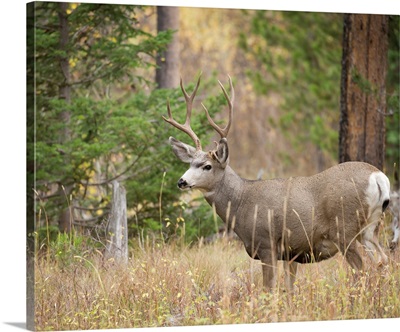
xmin=203 ymin=165 xmax=244 ymax=225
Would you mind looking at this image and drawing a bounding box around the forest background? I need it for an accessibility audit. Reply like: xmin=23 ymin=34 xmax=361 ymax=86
xmin=28 ymin=2 xmax=399 ymax=246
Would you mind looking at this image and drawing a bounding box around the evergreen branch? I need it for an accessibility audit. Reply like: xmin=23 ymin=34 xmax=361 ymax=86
xmin=73 ymin=206 xmax=110 ymax=212
xmin=82 ymin=147 xmax=147 ymax=186
xmin=69 ymin=63 xmax=114 ymax=86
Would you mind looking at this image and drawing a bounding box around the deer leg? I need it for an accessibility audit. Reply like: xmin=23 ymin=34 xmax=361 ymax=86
xmin=343 ymin=243 xmax=363 ymax=271
xmin=261 ymin=262 xmax=276 ymax=290
xmin=390 ymin=218 xmax=399 ymax=251
xmin=259 ymin=249 xmax=277 ymax=290
xmin=283 ymin=261 xmax=298 ymax=292
xmin=361 ymin=219 xmax=388 ymax=265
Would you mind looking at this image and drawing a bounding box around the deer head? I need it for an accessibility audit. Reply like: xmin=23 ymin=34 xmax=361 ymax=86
xmin=162 ymin=75 xmax=234 ymax=192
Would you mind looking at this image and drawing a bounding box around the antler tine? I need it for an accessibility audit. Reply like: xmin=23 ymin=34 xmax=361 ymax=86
xmin=202 ymin=75 xmax=234 ymax=139
xmin=180 ymin=75 xmax=201 ymax=125
xmin=162 ymin=76 xmax=203 ymax=151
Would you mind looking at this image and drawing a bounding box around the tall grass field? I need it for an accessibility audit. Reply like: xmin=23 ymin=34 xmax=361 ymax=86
xmin=33 ymin=228 xmax=399 ymax=331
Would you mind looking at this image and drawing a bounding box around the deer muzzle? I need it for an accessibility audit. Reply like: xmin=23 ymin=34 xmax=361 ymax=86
xmin=178 ymin=178 xmax=188 ymax=189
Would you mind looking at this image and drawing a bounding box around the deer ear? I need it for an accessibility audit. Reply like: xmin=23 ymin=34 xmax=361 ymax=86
xmin=214 ymin=138 xmax=229 ymax=168
xmin=169 ymin=137 xmax=196 ymax=163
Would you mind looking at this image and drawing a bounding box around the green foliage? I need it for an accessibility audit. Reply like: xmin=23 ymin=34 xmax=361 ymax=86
xmin=32 ymin=2 xmax=176 ymax=229
xmin=50 ymin=232 xmax=90 ymax=267
xmin=386 ymin=15 xmax=400 ymax=173
xmin=239 ymin=11 xmax=343 ymax=158
xmin=182 ymin=198 xmax=221 ymax=243
xmin=31 ymin=2 xmax=225 ymax=244
xmin=34 ymin=225 xmax=60 ymax=249
xmin=240 ymin=11 xmax=399 ymax=170
xmin=35 ymin=81 xmax=222 ymax=237
xmin=33 ymin=225 xmax=99 ymax=268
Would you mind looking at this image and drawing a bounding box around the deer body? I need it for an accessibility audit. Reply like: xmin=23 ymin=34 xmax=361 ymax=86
xmin=206 ymin=161 xmax=389 ymax=260
xmin=164 ymin=76 xmax=390 ymax=289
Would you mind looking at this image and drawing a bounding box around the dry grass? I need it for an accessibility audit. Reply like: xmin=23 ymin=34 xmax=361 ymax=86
xmin=34 ymin=235 xmax=400 ymax=331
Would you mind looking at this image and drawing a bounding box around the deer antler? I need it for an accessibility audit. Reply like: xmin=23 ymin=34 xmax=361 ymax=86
xmin=162 ymin=75 xmax=203 ymax=151
xmin=202 ymin=75 xmax=234 ymax=139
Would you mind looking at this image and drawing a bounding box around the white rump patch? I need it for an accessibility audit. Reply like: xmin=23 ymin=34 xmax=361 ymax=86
xmin=365 ymin=171 xmax=390 ymax=219
xmin=361 ymin=172 xmax=390 ymax=265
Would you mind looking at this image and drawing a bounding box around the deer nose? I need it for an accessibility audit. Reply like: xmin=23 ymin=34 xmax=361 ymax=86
xmin=178 ymin=178 xmax=188 ymax=189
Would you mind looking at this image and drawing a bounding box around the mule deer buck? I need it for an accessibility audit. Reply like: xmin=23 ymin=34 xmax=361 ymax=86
xmin=163 ymin=75 xmax=390 ymax=290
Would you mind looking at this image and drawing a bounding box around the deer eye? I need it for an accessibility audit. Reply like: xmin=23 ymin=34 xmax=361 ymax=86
xmin=203 ymin=165 xmax=212 ymax=171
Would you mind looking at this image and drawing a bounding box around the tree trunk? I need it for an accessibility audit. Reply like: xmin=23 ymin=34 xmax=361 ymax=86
xmin=105 ymin=181 xmax=128 ymax=264
xmin=59 ymin=206 xmax=74 ymax=233
xmin=339 ymin=14 xmax=389 ymax=171
xmin=58 ymin=2 xmax=71 ymax=142
xmin=26 ymin=4 xmax=36 ymax=330
xmin=156 ymin=6 xmax=180 ymax=88
xmin=57 ymin=3 xmax=75 ymax=229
